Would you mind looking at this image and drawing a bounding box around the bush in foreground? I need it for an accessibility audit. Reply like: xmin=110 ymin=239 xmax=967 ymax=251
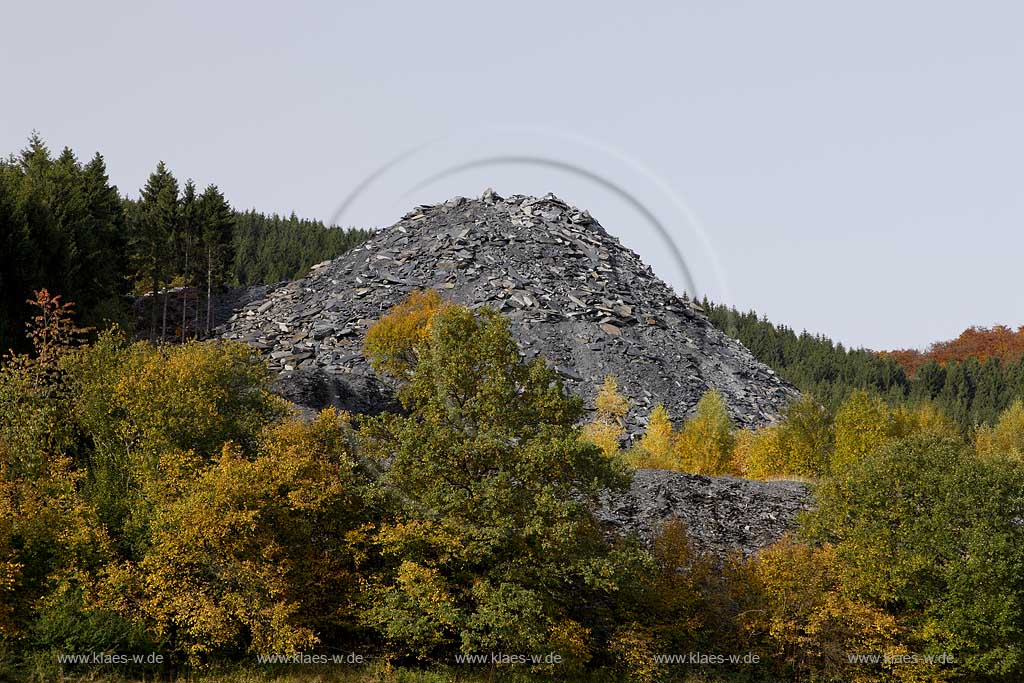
xmin=361 ymin=302 xmax=636 ymax=662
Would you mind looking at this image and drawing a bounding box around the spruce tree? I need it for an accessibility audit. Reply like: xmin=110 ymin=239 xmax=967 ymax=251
xmin=178 ymin=180 xmax=200 ymax=341
xmin=939 ymin=361 xmax=974 ymax=428
xmin=197 ymin=184 xmax=234 ymax=337
xmin=132 ymin=162 xmax=178 ymax=343
xmin=0 ymin=136 xmax=128 ymax=350
xmin=972 ymin=357 xmax=1007 ymax=426
xmin=915 ymin=360 xmax=946 ymax=399
xmin=81 ymin=152 xmax=129 ymax=325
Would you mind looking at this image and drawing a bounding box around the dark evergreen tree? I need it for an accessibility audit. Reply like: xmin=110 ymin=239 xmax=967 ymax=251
xmin=706 ymin=301 xmax=1024 ymax=430
xmin=0 ymin=135 xmax=128 ymax=351
xmin=1009 ymin=358 xmax=1024 ymax=400
xmin=0 ymin=134 xmax=371 ymax=349
xmin=704 ymin=301 xmax=911 ymax=412
xmin=177 ymin=180 xmax=200 ymax=341
xmin=230 ymin=209 xmax=372 ymax=286
xmin=972 ymin=357 xmax=1008 ymax=426
xmin=938 ymin=360 xmax=975 ymax=427
xmin=914 ymin=359 xmax=946 ymax=399
xmin=80 ymin=152 xmax=129 ymax=327
xmin=0 ymin=152 xmax=42 ymax=352
xmin=131 ymin=162 xmax=178 ymax=343
xmin=197 ymin=184 xmax=234 ymax=337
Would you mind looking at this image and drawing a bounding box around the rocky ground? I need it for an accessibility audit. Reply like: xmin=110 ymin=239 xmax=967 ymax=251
xmin=597 ymin=469 xmax=812 ymax=555
xmin=133 ymin=284 xmax=270 ymax=341
xmin=219 ymin=190 xmax=797 ymax=436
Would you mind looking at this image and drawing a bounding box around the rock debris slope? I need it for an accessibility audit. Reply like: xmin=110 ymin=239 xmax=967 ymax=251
xmin=597 ymin=469 xmax=811 ymax=556
xmin=220 ymin=191 xmax=797 ymax=434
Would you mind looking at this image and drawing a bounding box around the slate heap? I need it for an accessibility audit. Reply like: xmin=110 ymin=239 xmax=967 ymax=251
xmin=220 ymin=190 xmax=797 ymax=434
xmin=596 ymin=469 xmax=811 ymax=555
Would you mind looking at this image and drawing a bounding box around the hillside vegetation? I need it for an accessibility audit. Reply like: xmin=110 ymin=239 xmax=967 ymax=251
xmin=2 ymin=290 xmax=1023 ymax=682
xmin=0 ymin=134 xmax=370 ymax=351
xmin=885 ymin=324 xmax=1024 ymax=374
xmin=705 ymin=300 xmax=1024 ymax=429
xmin=4 ymin=134 xmax=1024 ymax=681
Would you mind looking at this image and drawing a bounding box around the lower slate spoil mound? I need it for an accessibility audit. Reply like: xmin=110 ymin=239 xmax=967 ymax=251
xmin=220 ymin=190 xmax=797 ymax=436
xmin=597 ymin=469 xmax=812 ymax=555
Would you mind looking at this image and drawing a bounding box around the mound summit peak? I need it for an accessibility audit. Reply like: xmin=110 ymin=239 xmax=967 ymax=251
xmin=221 ymin=190 xmax=797 ymax=434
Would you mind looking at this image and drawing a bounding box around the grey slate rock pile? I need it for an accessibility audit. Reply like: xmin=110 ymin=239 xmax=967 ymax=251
xmin=596 ymin=469 xmax=812 ymax=555
xmin=269 ymin=367 xmax=399 ymax=421
xmin=220 ymin=190 xmax=797 ymax=435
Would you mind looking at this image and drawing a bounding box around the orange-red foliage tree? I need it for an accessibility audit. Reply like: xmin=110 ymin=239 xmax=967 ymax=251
xmin=884 ymin=325 xmax=1024 ymax=376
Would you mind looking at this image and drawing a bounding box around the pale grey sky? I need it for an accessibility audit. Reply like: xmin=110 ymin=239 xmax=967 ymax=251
xmin=3 ymin=1 xmax=1021 ymax=350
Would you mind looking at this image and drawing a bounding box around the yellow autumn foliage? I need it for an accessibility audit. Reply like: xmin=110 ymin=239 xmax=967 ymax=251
xmin=673 ymin=389 xmax=736 ymax=475
xmin=832 ymin=390 xmax=908 ymax=472
xmin=734 ymin=395 xmax=832 ymax=479
xmin=67 ymin=331 xmax=288 ymax=472
xmin=733 ymin=424 xmax=788 ymax=480
xmin=366 ymin=560 xmax=463 ymax=658
xmin=833 ymin=391 xmax=966 ymax=474
xmin=583 ymin=375 xmax=629 ymax=456
xmin=547 ymin=618 xmax=592 ymax=672
xmin=364 ymin=289 xmax=453 ymax=378
xmin=632 ymin=392 xmax=743 ymax=475
xmin=975 ymin=399 xmax=1024 ymax=461
xmin=740 ymin=537 xmax=933 ymax=683
xmin=896 ymin=401 xmax=960 ymax=440
xmin=122 ymin=409 xmax=368 ymax=663
xmin=609 ymin=624 xmax=662 ymax=683
xmin=0 ymin=454 xmax=113 ymax=641
xmin=630 ymin=403 xmax=676 ymax=469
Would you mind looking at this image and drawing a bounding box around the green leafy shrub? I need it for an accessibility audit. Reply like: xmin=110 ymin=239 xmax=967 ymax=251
xmin=806 ymin=434 xmax=1024 ymax=677
xmin=361 ymin=301 xmax=634 ymax=662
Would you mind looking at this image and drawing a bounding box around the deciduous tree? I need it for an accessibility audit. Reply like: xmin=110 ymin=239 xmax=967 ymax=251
xmin=360 ymin=301 xmax=631 ymax=660
xmin=583 ymin=376 xmax=629 ymax=457
xmin=673 ymin=389 xmax=735 ymax=475
xmin=806 ymin=434 xmax=1024 ymax=677
xmin=120 ymin=411 xmax=371 ymax=663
